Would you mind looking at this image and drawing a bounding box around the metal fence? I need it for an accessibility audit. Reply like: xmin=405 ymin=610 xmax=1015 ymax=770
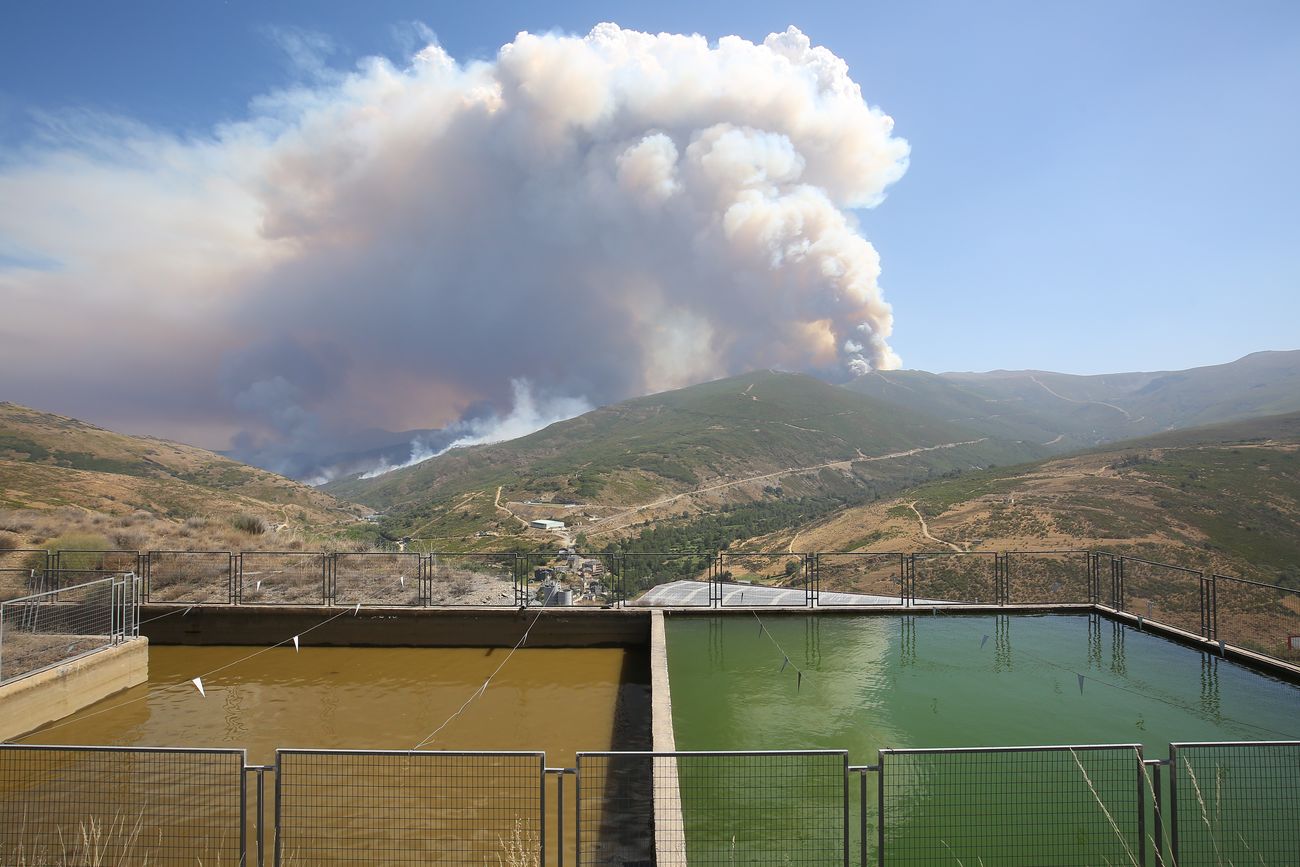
xmin=622 ymin=552 xmax=716 ymax=607
xmin=912 ymin=551 xmax=1000 ymax=604
xmin=0 ymin=574 xmax=139 ymax=684
xmin=1169 ymin=741 xmax=1300 ymax=866
xmin=577 ymin=750 xmax=848 ymax=865
xmin=0 ymin=549 xmax=47 ymax=600
xmin=3 ymin=741 xmax=1295 ymax=865
xmin=879 ymin=744 xmax=1145 ymax=866
xmin=333 ymin=551 xmax=424 ymax=606
xmin=275 ymin=750 xmax=545 ymax=865
xmin=1214 ymin=575 xmax=1300 ymax=663
xmin=1005 ymin=550 xmax=1091 ymax=604
xmin=7 ymin=546 xmax=1298 ymax=667
xmin=718 ymin=553 xmax=812 ymax=607
xmin=1119 ymin=557 xmax=1208 ymax=637
xmin=145 ymin=550 xmax=234 ymax=603
xmin=239 ymin=552 xmax=329 ymax=606
xmin=814 ymin=553 xmax=905 ymax=606
xmin=0 ymin=745 xmax=246 ymax=865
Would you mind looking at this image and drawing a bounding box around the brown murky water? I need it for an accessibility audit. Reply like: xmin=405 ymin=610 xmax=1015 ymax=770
xmin=23 ymin=645 xmax=648 ymax=762
xmin=15 ymin=645 xmax=648 ymax=864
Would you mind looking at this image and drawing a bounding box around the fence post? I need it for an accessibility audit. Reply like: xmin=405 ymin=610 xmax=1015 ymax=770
xmin=904 ymin=554 xmax=915 ymax=607
xmin=877 ymin=750 xmax=887 ymax=865
xmin=1167 ymin=745 xmax=1179 ymax=866
xmin=1145 ymin=758 xmax=1165 ymax=867
xmin=809 ymin=554 xmax=820 ymax=608
xmin=1201 ymin=571 xmax=1211 ymax=642
xmin=1136 ymin=746 xmax=1147 ymax=867
xmin=1112 ymin=557 xmax=1124 ymax=610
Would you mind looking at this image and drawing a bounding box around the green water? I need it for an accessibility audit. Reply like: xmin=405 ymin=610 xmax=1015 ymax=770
xmin=668 ymin=613 xmax=1299 ymax=757
xmin=667 ymin=613 xmax=1300 ymax=865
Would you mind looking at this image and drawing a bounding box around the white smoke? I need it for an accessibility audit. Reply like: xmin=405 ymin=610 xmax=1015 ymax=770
xmin=360 ymin=380 xmax=591 ymax=478
xmin=0 ymin=24 xmax=909 ymax=468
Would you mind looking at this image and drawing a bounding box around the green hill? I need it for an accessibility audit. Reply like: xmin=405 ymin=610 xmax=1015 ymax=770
xmin=326 ymin=371 xmax=1042 ymax=542
xmin=0 ymin=403 xmax=368 ymax=584
xmin=783 ymin=410 xmax=1300 ymax=586
xmin=844 ymin=350 xmax=1300 ymax=453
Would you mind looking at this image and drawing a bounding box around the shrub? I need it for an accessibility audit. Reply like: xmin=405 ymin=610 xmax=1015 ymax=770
xmin=44 ymin=532 xmax=114 ymax=570
xmin=232 ymin=514 xmax=268 ymax=535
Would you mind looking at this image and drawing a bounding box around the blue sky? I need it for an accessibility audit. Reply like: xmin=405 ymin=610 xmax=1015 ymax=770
xmin=4 ymin=1 xmax=1296 ymax=376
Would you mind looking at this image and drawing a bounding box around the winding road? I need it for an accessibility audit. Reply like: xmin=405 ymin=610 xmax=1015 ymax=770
xmin=586 ymin=438 xmax=988 ymax=536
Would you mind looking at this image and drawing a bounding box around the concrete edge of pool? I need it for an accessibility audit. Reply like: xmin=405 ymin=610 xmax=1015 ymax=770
xmin=0 ymin=638 xmax=148 ymax=740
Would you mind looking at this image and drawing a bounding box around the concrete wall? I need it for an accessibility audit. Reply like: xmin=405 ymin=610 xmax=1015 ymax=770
xmin=0 ymin=639 xmax=148 ymax=741
xmin=650 ymin=611 xmax=686 ymax=862
xmin=141 ymin=604 xmax=650 ymax=648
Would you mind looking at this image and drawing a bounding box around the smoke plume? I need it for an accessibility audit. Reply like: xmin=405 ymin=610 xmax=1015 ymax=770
xmin=0 ymin=24 xmax=909 ymax=479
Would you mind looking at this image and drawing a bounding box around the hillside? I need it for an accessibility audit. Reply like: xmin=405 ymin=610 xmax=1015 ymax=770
xmin=766 ymin=410 xmax=1300 ymax=586
xmin=326 ymin=371 xmax=1042 ymax=544
xmin=0 ymin=403 xmax=368 ymax=586
xmin=844 ymin=350 xmax=1300 ymax=454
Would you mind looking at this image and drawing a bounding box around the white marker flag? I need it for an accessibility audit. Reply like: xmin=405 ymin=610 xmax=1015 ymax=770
xmin=400 ymin=576 xmax=405 ymax=589
xmin=293 ymin=635 xmax=300 ymax=653
xmin=192 ymin=676 xmax=206 ymax=697
xmin=256 ymin=580 xmax=262 ymax=592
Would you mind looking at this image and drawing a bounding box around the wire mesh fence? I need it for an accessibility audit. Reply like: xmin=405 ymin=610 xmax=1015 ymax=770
xmin=912 ymin=552 xmax=999 ymax=604
xmin=0 ymin=745 xmax=246 ymax=866
xmin=717 ymin=553 xmax=809 ymax=607
xmin=879 ymin=744 xmax=1145 ymax=866
xmin=51 ymin=549 xmax=140 ymax=575
xmin=1005 ymin=550 xmax=1090 ymax=604
xmin=0 ymin=549 xmax=47 ymax=601
xmin=426 ymin=552 xmax=520 ymax=607
xmin=814 ymin=553 xmax=905 ymax=605
xmin=239 ymin=552 xmax=328 ymax=606
xmin=1120 ymin=557 xmax=1207 ymax=637
xmin=275 ymin=749 xmax=544 ymax=865
xmin=577 ymin=751 xmax=848 ymax=866
xmin=0 ymin=575 xmax=136 ymax=684
xmin=621 ymin=553 xmax=715 ymax=606
xmin=76 ymin=544 xmax=1300 ymax=668
xmin=1 ymin=741 xmax=1296 ymax=864
xmin=1213 ymin=576 xmax=1300 ymax=663
xmin=1170 ymin=741 xmax=1300 ymax=866
xmin=332 ymin=552 xmax=423 ymax=606
xmin=145 ymin=550 xmax=233 ymax=603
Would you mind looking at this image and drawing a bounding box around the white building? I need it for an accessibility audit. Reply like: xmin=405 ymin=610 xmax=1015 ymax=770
xmin=529 ymin=519 xmax=566 ymax=531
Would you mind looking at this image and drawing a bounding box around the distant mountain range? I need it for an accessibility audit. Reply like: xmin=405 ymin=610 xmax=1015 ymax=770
xmin=845 ymin=350 xmax=1300 ymax=453
xmin=2 ymin=349 xmax=1297 ymax=567
xmin=321 ymin=371 xmax=1044 ymax=537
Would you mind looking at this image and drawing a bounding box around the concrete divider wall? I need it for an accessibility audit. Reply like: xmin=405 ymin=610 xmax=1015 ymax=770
xmin=0 ymin=639 xmax=148 ymax=741
xmin=650 ymin=611 xmax=686 ymax=861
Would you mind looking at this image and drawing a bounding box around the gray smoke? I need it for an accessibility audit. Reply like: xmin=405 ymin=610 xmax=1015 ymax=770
xmin=0 ymin=24 xmax=909 ymax=478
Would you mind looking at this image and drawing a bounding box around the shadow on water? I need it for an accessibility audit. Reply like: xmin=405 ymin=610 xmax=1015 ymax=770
xmin=586 ymin=645 xmax=655 ymax=865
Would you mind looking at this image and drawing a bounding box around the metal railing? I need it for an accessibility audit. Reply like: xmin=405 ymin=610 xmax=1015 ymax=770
xmin=5 ymin=546 xmax=1298 ymax=666
xmin=879 ymin=744 xmax=1146 ymax=865
xmin=2 ymin=741 xmax=1294 ymax=865
xmin=0 ymin=574 xmax=139 ymax=684
xmin=275 ymin=749 xmax=545 ymax=866
xmin=0 ymin=745 xmax=246 ymax=865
